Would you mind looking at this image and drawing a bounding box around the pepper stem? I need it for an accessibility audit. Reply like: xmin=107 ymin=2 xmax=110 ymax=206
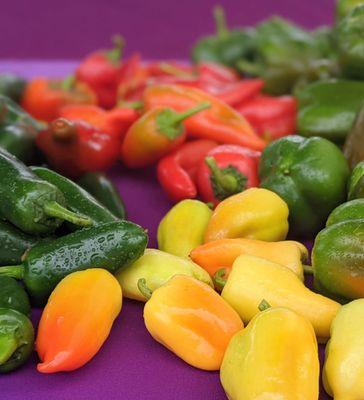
xmin=205 ymin=157 xmax=239 ymax=194
xmin=303 ymin=264 xmax=314 ymax=274
xmin=60 ymin=75 xmax=75 ymax=91
xmin=117 ymin=100 xmax=143 ymax=110
xmin=137 ymin=278 xmax=153 ymax=300
xmin=214 ymin=5 xmax=229 ymax=38
xmin=258 ymin=299 xmax=271 ymax=311
xmin=106 ymin=35 xmax=125 ymax=63
xmin=0 ymin=335 xmax=18 ymax=365
xmin=213 ymin=268 xmax=228 ymax=291
xmin=51 ymin=118 xmax=77 ymax=141
xmin=0 ymin=265 xmax=24 ymax=280
xmin=43 ymin=201 xmax=92 ymax=227
xmin=170 ymin=102 xmax=211 ymax=125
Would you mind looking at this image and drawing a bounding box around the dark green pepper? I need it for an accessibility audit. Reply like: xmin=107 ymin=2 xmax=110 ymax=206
xmin=344 ymin=105 xmax=364 ymax=168
xmin=31 ymin=167 xmax=118 ymax=228
xmin=348 ymin=161 xmax=364 ymax=199
xmin=0 ymin=276 xmax=31 ymax=316
xmin=259 ymin=135 xmax=350 ymax=237
xmin=191 ymin=6 xmax=255 ymax=68
xmin=0 ymin=220 xmax=148 ymax=305
xmin=337 ymin=5 xmax=364 ymax=80
xmin=0 ymin=308 xmax=34 ymax=373
xmin=0 ymin=148 xmax=92 ymax=235
xmin=337 ymin=0 xmax=364 ymax=20
xmin=297 ymin=80 xmax=364 ymax=143
xmin=326 ymin=198 xmax=364 ymax=225
xmin=0 ymin=74 xmax=26 ymax=103
xmin=77 ymin=172 xmax=126 ymax=219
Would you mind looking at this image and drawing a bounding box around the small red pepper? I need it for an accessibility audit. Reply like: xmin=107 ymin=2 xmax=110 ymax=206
xmin=121 ymin=102 xmax=211 ymax=168
xmin=76 ymin=36 xmax=124 ymax=109
xmin=197 ymin=144 xmax=260 ymax=206
xmin=36 ymin=118 xmax=120 ymax=178
xmin=157 ymin=139 xmax=218 ymax=202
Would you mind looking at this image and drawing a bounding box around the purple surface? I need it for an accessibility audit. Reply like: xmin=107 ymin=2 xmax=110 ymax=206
xmin=0 ymin=61 xmax=331 ymax=400
xmin=1 ymin=0 xmax=334 ymax=59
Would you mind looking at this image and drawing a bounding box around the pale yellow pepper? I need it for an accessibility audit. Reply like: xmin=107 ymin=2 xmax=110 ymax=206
xmin=157 ymin=199 xmax=212 ymax=258
xmin=323 ymin=299 xmax=364 ymax=399
xmin=221 ymin=254 xmax=340 ymax=342
xmin=204 ymin=188 xmax=289 ymax=243
xmin=115 ymin=249 xmax=213 ymax=301
xmin=221 ymin=306 xmax=319 ymax=400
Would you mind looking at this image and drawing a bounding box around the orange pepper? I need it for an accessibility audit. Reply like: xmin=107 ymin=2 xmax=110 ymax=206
xmin=143 ymin=84 xmax=266 ymax=151
xmin=36 ymin=269 xmax=122 ymax=373
xmin=21 ymin=77 xmax=97 ymax=122
xmin=142 ymin=275 xmax=243 ymax=370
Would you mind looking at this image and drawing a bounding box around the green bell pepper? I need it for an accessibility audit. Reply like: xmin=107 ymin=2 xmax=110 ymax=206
xmin=0 ymin=308 xmax=34 ymax=373
xmin=0 ymin=74 xmax=26 ymax=103
xmin=259 ymin=135 xmax=350 ymax=237
xmin=0 ymin=276 xmax=31 ymax=316
xmin=348 ymin=161 xmax=364 ymax=199
xmin=344 ymin=105 xmax=364 ymax=168
xmin=297 ymin=80 xmax=364 ymax=143
xmin=336 ymin=0 xmax=364 ymax=20
xmin=326 ymin=198 xmax=364 ymax=225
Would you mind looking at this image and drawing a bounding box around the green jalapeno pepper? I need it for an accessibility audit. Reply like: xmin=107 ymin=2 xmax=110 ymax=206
xmin=0 ymin=276 xmax=31 ymax=316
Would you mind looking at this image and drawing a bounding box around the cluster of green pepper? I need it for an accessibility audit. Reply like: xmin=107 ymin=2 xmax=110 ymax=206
xmin=0 ymin=145 xmax=147 ymax=373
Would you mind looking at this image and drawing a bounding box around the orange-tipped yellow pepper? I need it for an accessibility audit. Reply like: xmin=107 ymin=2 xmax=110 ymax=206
xmin=190 ymin=238 xmax=308 ymax=281
xmin=36 ymin=268 xmax=122 ymax=373
xmin=221 ymin=254 xmax=340 ymax=342
xmin=221 ymin=306 xmax=320 ymax=400
xmin=204 ymin=188 xmax=289 ymax=243
xmin=142 ymin=275 xmax=243 ymax=371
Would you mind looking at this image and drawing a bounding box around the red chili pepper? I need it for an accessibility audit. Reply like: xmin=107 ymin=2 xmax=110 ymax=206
xmin=236 ymin=95 xmax=297 ymax=141
xmin=76 ymin=36 xmax=124 ymax=109
xmin=157 ymin=139 xmax=218 ymax=202
xmin=36 ymin=118 xmax=120 ymax=178
xmin=197 ymin=144 xmax=260 ymax=206
xmin=197 ymin=62 xmax=240 ymax=85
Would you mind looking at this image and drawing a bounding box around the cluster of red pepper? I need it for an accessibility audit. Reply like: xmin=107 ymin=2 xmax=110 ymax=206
xmin=20 ymin=39 xmax=297 ymax=203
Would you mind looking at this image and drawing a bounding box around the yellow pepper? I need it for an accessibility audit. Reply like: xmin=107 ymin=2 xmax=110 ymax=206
xmin=142 ymin=275 xmax=243 ymax=371
xmin=157 ymin=199 xmax=212 ymax=257
xmin=115 ymin=248 xmax=213 ymax=302
xmin=323 ymin=299 xmax=364 ymax=399
xmin=204 ymin=188 xmax=289 ymax=243
xmin=36 ymin=269 xmax=122 ymax=373
xmin=221 ymin=306 xmax=319 ymax=400
xmin=220 ymin=254 xmax=340 ymax=342
xmin=190 ymin=238 xmax=308 ymax=281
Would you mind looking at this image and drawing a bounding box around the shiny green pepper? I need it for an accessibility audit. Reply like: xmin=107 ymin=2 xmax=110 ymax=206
xmin=326 ymin=199 xmax=364 ymax=225
xmin=0 ymin=276 xmax=31 ymax=316
xmin=348 ymin=161 xmax=364 ymax=200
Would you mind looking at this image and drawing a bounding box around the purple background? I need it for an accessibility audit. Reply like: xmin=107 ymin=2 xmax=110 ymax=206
xmin=1 ymin=0 xmax=334 ymax=59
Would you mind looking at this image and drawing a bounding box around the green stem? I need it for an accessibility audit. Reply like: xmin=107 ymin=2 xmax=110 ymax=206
xmin=106 ymin=35 xmax=125 ymax=63
xmin=205 ymin=157 xmax=238 ymax=193
xmin=60 ymin=75 xmax=75 ymax=92
xmin=214 ymin=5 xmax=229 ymax=38
xmin=171 ymin=102 xmax=210 ymax=125
xmin=213 ymin=268 xmax=227 ymax=291
xmin=44 ymin=201 xmax=92 ymax=227
xmin=0 ymin=265 xmax=24 ymax=280
xmin=0 ymin=335 xmax=18 ymax=365
xmin=137 ymin=278 xmax=153 ymax=300
xmin=258 ymin=299 xmax=271 ymax=311
xmin=303 ymin=264 xmax=314 ymax=274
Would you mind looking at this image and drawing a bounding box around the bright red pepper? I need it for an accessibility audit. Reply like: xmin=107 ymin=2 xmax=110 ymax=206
xmin=36 ymin=118 xmax=120 ymax=178
xmin=157 ymin=139 xmax=218 ymax=202
xmin=197 ymin=62 xmax=239 ymax=85
xmin=76 ymin=36 xmax=124 ymax=109
xmin=197 ymin=144 xmax=260 ymax=206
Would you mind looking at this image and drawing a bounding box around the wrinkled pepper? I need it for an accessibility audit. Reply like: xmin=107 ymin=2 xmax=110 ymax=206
xmin=204 ymin=187 xmax=289 ymax=243
xmin=37 ymin=269 xmax=122 ymax=373
xmin=21 ymin=77 xmax=96 ymax=122
xmin=344 ymin=105 xmax=364 ymax=168
xmin=116 ymin=249 xmax=213 ymax=302
xmin=220 ymin=307 xmax=319 ymax=400
xmin=142 ymin=275 xmax=243 ymax=370
xmin=259 ymin=135 xmax=350 ymax=237
xmin=190 ymin=238 xmax=308 ymax=281
xmin=143 ymin=85 xmax=266 ymax=150
xmin=36 ymin=118 xmax=120 ymax=178
xmin=157 ymin=200 xmax=212 ymax=258
xmin=220 ymin=254 xmax=340 ymax=341
xmin=157 ymin=139 xmax=217 ymax=202
xmin=197 ymin=144 xmax=260 ymax=206
xmin=323 ymin=299 xmax=364 ymax=399
xmin=121 ymin=102 xmax=210 ymax=168
xmin=348 ymin=161 xmax=364 ymax=200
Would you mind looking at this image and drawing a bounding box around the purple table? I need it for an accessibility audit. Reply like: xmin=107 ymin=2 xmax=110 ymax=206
xmin=0 ymin=62 xmax=330 ymax=400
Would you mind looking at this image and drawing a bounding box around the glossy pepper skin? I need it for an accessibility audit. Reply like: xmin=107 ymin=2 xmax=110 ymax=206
xmin=121 ymin=103 xmax=210 ymax=168
xmin=259 ymin=135 xmax=350 ymax=237
xmin=0 ymin=308 xmax=34 ymax=373
xmin=143 ymin=85 xmax=266 ymax=151
xmin=0 ymin=220 xmax=147 ymax=306
xmin=204 ymin=187 xmax=289 ymax=243
xmin=116 ymin=249 xmax=213 ymax=302
xmin=190 ymin=238 xmax=308 ymax=281
xmin=344 ymin=106 xmax=364 ymax=168
xmin=36 ymin=118 xmax=120 ymax=178
xmin=297 ymin=80 xmax=364 ymax=143
xmin=157 ymin=200 xmax=212 ymax=258
xmin=348 ymin=161 xmax=364 ymax=200
xmin=157 ymin=140 xmax=218 ymax=202
xmin=323 ymin=299 xmax=364 ymax=399
xmin=221 ymin=307 xmax=319 ymax=400
xmin=326 ymin=199 xmax=364 ymax=226
xmin=37 ymin=269 xmax=122 ymax=373
xmin=0 ymin=276 xmax=30 ymax=316
xmin=221 ymin=254 xmax=340 ymax=342
xmin=197 ymin=145 xmax=260 ymax=206
xmin=143 ymin=275 xmax=243 ymax=371
xmin=21 ymin=77 xmax=97 ymax=122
